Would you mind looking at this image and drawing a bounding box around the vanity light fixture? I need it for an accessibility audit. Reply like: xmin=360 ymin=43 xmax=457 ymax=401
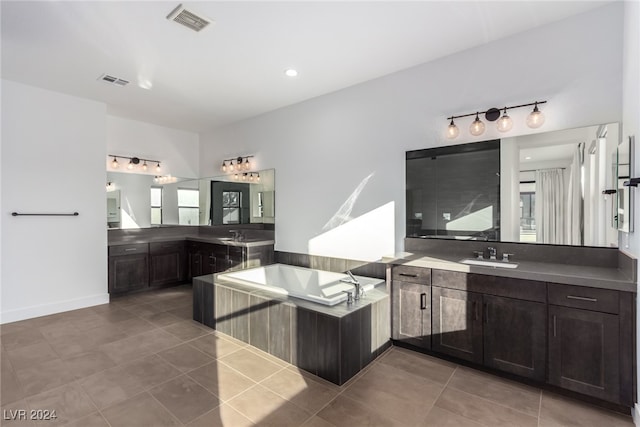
xmin=220 ymin=156 xmax=255 ymax=173
xmin=106 ymin=182 xmax=115 ymax=191
xmin=109 ymin=155 xmax=161 ymax=173
xmin=233 ymin=172 xmax=261 ymax=182
xmin=446 ymin=100 xmax=547 ymax=139
xmin=153 ymin=175 xmax=177 ymax=184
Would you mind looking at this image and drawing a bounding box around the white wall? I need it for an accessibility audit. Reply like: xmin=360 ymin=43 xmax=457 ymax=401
xmin=200 ymin=3 xmax=624 ymax=260
xmin=1 ymin=80 xmax=108 ymax=323
xmin=107 ymin=115 xmax=200 ymax=179
xmin=620 ymin=0 xmax=640 ymax=422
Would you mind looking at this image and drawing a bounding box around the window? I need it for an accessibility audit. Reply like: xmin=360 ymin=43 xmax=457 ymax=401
xmin=151 ymin=187 xmax=163 ymax=225
xmin=222 ymin=191 xmax=241 ymax=224
xmin=178 ymin=188 xmax=199 ymax=225
xmin=519 ymin=181 xmax=536 ymax=242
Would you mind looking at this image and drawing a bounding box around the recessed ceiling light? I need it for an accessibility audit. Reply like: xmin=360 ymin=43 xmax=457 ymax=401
xmin=525 ymin=156 xmax=532 ymax=160
xmin=284 ymin=69 xmax=298 ymax=78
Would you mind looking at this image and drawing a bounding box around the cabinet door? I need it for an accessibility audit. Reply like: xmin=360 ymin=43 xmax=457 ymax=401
xmin=108 ymin=254 xmax=148 ymax=293
xmin=149 ymin=243 xmax=186 ymax=286
xmin=483 ymin=295 xmax=546 ymax=381
xmin=213 ymin=244 xmax=228 ymax=273
xmin=189 ymin=251 xmax=203 ymax=279
xmin=432 ymin=286 xmax=482 ymax=363
xmin=228 ymin=246 xmax=245 ymax=271
xmin=391 ymin=281 xmax=431 ymax=349
xmin=548 ymin=306 xmax=620 ymax=403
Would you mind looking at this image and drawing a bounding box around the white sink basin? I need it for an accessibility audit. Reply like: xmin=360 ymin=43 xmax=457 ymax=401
xmin=460 ymin=259 xmax=518 ymax=269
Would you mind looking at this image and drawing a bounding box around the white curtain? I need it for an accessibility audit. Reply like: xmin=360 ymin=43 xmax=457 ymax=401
xmin=566 ymin=143 xmax=584 ymax=245
xmin=535 ymin=168 xmax=565 ymax=244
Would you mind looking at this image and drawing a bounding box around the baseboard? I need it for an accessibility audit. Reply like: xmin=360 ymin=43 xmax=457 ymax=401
xmin=0 ymin=293 xmax=110 ymax=324
xmin=634 ymin=403 xmax=640 ymax=426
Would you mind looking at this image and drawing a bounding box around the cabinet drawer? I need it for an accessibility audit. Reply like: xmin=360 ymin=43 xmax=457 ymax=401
xmin=548 ymin=284 xmax=619 ymax=314
xmin=109 ymin=243 xmax=148 ymax=256
xmin=392 ymin=266 xmax=431 ymax=284
xmin=150 ymin=241 xmax=185 ymax=254
xmin=432 ymin=270 xmax=546 ymax=303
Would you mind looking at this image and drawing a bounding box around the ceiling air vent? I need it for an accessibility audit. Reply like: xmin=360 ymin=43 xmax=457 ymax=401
xmin=167 ymin=4 xmax=212 ymax=32
xmin=98 ymin=74 xmax=130 ymax=87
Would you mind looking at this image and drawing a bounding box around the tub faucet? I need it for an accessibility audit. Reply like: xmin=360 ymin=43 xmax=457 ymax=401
xmin=341 ymin=271 xmax=363 ymax=300
xmin=488 ymin=247 xmax=497 ymax=260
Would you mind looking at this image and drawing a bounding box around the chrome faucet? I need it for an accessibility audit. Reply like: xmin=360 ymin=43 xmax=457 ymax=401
xmin=229 ymin=229 xmax=242 ymax=241
xmin=487 ymin=247 xmax=497 ymax=260
xmin=340 ymin=271 xmax=363 ymax=300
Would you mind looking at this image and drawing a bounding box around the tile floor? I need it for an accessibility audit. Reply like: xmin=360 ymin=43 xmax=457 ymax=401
xmin=0 ymin=285 xmax=635 ymax=426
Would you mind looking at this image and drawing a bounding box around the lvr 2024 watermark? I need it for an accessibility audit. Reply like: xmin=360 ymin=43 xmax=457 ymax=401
xmin=3 ymin=409 xmax=57 ymax=421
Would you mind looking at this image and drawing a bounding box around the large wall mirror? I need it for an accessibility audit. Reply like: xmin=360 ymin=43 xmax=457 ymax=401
xmin=407 ymin=123 xmax=622 ymax=247
xmin=106 ymin=169 xmax=275 ymax=229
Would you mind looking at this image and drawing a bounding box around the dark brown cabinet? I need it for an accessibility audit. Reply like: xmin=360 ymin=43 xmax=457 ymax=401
xmin=483 ymin=295 xmax=546 ymax=381
xmin=391 ymin=266 xmax=432 ymax=349
xmin=149 ymin=241 xmax=187 ymax=287
xmin=108 ymin=244 xmax=149 ymax=294
xmin=431 ymin=286 xmax=483 ymax=363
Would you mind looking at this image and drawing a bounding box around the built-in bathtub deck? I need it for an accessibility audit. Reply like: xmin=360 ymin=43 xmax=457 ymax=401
xmin=192 ymin=272 xmax=390 ymax=385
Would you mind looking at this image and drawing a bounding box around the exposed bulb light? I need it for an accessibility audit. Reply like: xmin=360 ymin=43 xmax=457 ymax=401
xmin=241 ymin=173 xmax=247 ymax=181
xmin=111 ymin=157 xmax=119 ymax=169
xmin=127 ymin=159 xmax=134 ymax=170
xmin=284 ymin=68 xmax=298 ymax=77
xmin=221 ymin=161 xmax=227 ymax=172
xmin=256 ymin=173 xmax=261 ymax=182
xmin=106 ymin=182 xmax=115 ymax=191
xmin=249 ymin=173 xmax=254 ymax=181
xmin=244 ymin=158 xmax=250 ymax=170
xmin=234 ymin=173 xmax=239 ymax=180
xmin=446 ymin=119 xmax=459 ymax=139
xmin=496 ymin=108 xmax=513 ymax=132
xmin=469 ymin=113 xmax=485 ymax=136
xmin=229 ymin=161 xmax=235 ymax=172
xmin=142 ymin=161 xmax=148 ymax=172
xmin=156 ymin=162 xmax=161 ymax=172
xmin=527 ymin=102 xmax=545 ymax=129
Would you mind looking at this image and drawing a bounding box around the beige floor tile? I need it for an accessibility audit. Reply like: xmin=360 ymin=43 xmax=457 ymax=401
xmin=377 ymin=347 xmax=456 ymax=385
xmin=64 ymin=412 xmax=111 ymax=427
xmin=78 ymin=365 xmax=145 ymax=410
xmin=46 ymin=330 xmax=98 ymax=359
xmin=1 ymin=328 xmax=45 ymax=351
xmin=317 ymin=394 xmax=403 ymax=427
xmin=220 ymin=348 xmax=283 ymax=382
xmin=446 ymin=367 xmax=541 ymax=417
xmin=6 ymin=341 xmax=59 ymax=372
xmin=189 ymin=333 xmax=244 ymax=359
xmin=539 ymin=392 xmax=634 ymax=427
xmin=260 ymin=368 xmax=339 ymax=414
xmin=168 ymin=304 xmax=194 ymax=319
xmin=0 ymin=399 xmax=34 ymax=427
xmin=187 ymin=404 xmax=255 ymax=427
xmin=163 ymin=320 xmax=211 ymax=341
xmin=26 ymin=382 xmax=96 ymax=425
xmin=38 ymin=321 xmax=80 ymax=341
xmin=421 ymin=406 xmax=484 ymax=427
xmin=99 ymin=328 xmax=181 ymax=364
xmin=113 ymin=317 xmax=158 ymax=337
xmin=101 ymin=392 xmax=181 ymax=427
xmin=120 ymin=354 xmax=182 ymax=389
xmin=14 ymin=358 xmax=77 ymax=397
xmin=188 ymin=361 xmax=256 ymax=401
xmin=302 ymin=416 xmax=336 ymax=427
xmin=142 ymin=311 xmax=183 ymax=327
xmin=246 ymin=345 xmax=290 ymax=367
xmin=0 ymin=321 xmax=34 ymax=337
xmin=64 ymin=350 xmax=117 ymax=379
xmin=344 ymin=362 xmax=444 ymax=425
xmin=1 ymin=360 xmax=27 ymax=405
xmin=152 ymin=294 xmax=193 ymax=311
xmin=150 ymin=375 xmax=220 ymax=424
xmin=79 ymin=324 xmax=129 ymax=347
xmin=285 ymin=366 xmax=343 ymax=392
xmin=227 ymin=384 xmax=311 ymax=426
xmin=121 ymin=302 xmax=165 ymax=317
xmin=435 ymin=387 xmax=538 ymax=427
xmin=158 ymin=342 xmax=215 ymax=372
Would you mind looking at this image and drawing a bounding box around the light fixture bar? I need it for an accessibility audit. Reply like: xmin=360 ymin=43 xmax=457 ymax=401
xmin=220 ymin=155 xmax=255 ymax=173
xmin=447 ymin=100 xmax=547 ymax=120
xmin=108 ymin=154 xmax=160 ymax=164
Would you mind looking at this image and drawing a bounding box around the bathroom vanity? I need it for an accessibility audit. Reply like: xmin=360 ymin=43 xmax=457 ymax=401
xmin=108 ymin=226 xmax=274 ymax=295
xmin=386 ymin=239 xmax=636 ymax=408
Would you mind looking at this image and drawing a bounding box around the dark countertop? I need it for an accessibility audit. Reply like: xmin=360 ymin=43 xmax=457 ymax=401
xmin=383 ymin=252 xmax=637 ymax=293
xmin=196 ymin=273 xmax=389 ymax=319
xmin=108 ymin=235 xmax=275 ymax=248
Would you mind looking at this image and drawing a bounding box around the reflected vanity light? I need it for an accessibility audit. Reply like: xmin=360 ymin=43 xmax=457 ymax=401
xmin=221 ymin=155 xmax=254 ymax=173
xmin=446 ymin=100 xmax=547 ymax=139
xmin=153 ymin=175 xmax=176 ymax=184
xmin=109 ymin=154 xmax=161 ymax=173
xmin=233 ymin=172 xmax=260 ymax=182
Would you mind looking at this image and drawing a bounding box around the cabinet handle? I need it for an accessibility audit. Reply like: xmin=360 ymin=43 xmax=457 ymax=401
xmin=124 ymin=248 xmax=137 ymax=252
xmin=473 ymin=301 xmax=479 ymax=321
xmin=553 ymin=315 xmax=557 ymax=337
xmin=420 ymin=293 xmax=427 ymax=310
xmin=483 ymin=302 xmax=489 ymax=324
xmin=566 ymin=295 xmax=598 ymax=302
xmin=399 ymin=273 xmax=418 ymax=278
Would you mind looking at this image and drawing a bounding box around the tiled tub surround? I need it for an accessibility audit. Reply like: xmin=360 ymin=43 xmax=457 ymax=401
xmin=385 ymin=238 xmax=637 ymax=411
xmin=193 ymin=267 xmax=390 ymax=385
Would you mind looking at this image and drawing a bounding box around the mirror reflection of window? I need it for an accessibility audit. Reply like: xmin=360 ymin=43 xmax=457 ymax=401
xmin=177 ymin=188 xmax=199 ymax=225
xmin=150 ymin=187 xmax=163 ymax=225
xmin=222 ymin=191 xmax=241 ymax=224
xmin=519 ymin=184 xmax=536 ymax=242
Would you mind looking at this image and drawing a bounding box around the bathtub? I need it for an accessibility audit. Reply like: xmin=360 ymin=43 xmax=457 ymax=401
xmin=216 ymin=263 xmax=384 ymax=306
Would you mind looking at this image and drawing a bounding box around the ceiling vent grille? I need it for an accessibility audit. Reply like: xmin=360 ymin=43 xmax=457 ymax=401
xmin=98 ymin=74 xmax=129 ymax=87
xmin=167 ymin=4 xmax=212 ymax=32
